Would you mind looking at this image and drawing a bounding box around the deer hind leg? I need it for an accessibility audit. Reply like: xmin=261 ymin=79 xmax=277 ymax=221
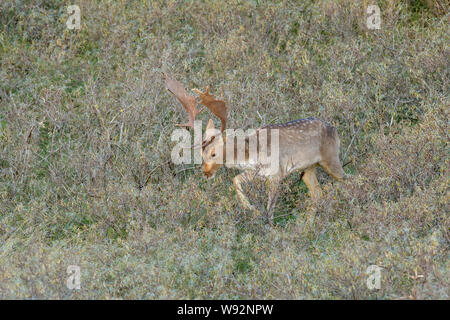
xmin=319 ymin=158 xmax=345 ymax=182
xmin=233 ymin=171 xmax=256 ymax=211
xmin=302 ymin=166 xmax=322 ymax=200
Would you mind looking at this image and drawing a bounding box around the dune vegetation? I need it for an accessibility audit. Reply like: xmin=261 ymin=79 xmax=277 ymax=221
xmin=0 ymin=0 xmax=448 ymax=299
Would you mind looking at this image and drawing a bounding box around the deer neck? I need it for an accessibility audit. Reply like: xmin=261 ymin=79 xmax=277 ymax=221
xmin=221 ymin=134 xmax=254 ymax=169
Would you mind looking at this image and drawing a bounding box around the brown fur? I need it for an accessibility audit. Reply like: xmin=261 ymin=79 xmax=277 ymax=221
xmin=202 ymin=118 xmax=345 ymax=223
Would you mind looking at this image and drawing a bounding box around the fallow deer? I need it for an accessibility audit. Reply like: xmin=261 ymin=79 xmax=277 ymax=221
xmin=163 ymin=73 xmax=345 ymax=224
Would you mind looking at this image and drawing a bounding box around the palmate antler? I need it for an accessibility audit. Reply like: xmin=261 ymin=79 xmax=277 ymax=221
xmin=163 ymin=72 xmax=203 ymax=128
xmin=163 ymin=73 xmax=227 ymax=134
xmin=192 ymin=86 xmax=227 ymax=132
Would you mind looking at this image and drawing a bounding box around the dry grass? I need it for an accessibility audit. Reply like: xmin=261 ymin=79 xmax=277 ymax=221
xmin=0 ymin=0 xmax=448 ymax=299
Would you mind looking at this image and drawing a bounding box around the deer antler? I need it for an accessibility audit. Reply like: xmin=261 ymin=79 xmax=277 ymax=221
xmin=163 ymin=72 xmax=203 ymax=128
xmin=192 ymin=86 xmax=227 ymax=132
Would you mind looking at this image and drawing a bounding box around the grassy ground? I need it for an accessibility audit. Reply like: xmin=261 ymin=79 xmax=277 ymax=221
xmin=0 ymin=0 xmax=448 ymax=299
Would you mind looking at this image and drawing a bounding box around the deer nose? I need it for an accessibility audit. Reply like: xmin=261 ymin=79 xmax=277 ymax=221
xmin=204 ymin=171 xmax=215 ymax=179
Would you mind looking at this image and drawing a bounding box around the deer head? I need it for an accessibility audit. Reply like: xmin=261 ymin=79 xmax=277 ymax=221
xmin=201 ymin=119 xmax=226 ymax=178
xmin=164 ymin=73 xmax=227 ymax=178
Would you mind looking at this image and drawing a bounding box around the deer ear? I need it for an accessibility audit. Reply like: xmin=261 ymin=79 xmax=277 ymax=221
xmin=203 ymin=119 xmax=216 ymax=145
xmin=206 ymin=118 xmax=215 ymax=131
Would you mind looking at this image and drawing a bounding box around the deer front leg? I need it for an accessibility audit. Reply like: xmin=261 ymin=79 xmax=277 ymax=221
xmin=233 ymin=171 xmax=256 ymax=211
xmin=266 ymin=176 xmax=282 ymax=226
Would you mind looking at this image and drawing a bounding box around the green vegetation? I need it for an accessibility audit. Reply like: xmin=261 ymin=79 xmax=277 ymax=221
xmin=0 ymin=0 xmax=448 ymax=299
